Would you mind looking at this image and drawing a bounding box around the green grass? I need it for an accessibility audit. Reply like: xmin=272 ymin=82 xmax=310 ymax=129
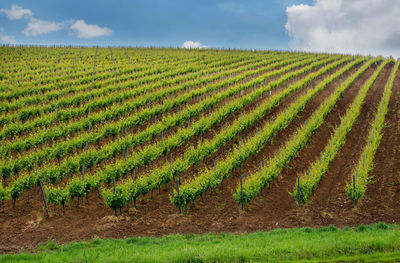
xmin=2 ymin=223 xmax=400 ymax=262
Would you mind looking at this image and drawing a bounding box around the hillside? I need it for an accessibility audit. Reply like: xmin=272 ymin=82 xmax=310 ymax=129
xmin=0 ymin=47 xmax=399 ymax=253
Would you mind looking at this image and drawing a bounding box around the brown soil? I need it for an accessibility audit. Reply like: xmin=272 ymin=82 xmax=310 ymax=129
xmin=1 ymin=62 xmax=400 ymax=255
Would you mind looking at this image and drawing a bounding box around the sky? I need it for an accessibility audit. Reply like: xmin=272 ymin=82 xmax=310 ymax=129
xmin=1 ymin=0 xmax=400 ymax=57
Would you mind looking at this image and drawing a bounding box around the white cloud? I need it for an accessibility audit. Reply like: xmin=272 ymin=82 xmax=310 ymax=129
xmin=0 ymin=35 xmax=17 ymax=45
xmin=70 ymin=20 xmax=112 ymax=38
xmin=1 ymin=5 xmax=113 ymax=39
xmin=0 ymin=4 xmax=32 ymax=20
xmin=286 ymin=0 xmax=400 ymax=57
xmin=22 ymin=18 xmax=65 ymax=36
xmin=182 ymin=41 xmax=209 ymax=49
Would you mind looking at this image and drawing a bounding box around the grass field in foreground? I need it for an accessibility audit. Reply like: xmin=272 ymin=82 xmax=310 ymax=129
xmin=1 ymin=223 xmax=400 ymax=263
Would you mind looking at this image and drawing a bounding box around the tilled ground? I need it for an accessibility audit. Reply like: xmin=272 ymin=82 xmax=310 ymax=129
xmin=1 ymin=62 xmax=400 ymax=254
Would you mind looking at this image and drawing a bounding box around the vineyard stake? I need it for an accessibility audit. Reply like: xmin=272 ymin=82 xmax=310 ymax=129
xmin=169 ymin=152 xmax=173 ymax=189
xmin=38 ymin=178 xmax=49 ymax=216
xmin=297 ymin=176 xmax=301 ymax=205
xmin=34 ymin=158 xmax=38 ymax=201
xmin=176 ymin=177 xmax=181 ymax=213
xmin=109 ymin=47 xmax=118 ymax=87
xmin=1 ymin=133 xmax=4 ymax=154
xmin=90 ymin=47 xmax=98 ymax=101
xmin=56 ymin=104 xmax=59 ymax=123
xmin=352 ymin=173 xmax=356 ymax=206
xmin=82 ymin=165 xmax=85 ymax=180
xmin=112 ymin=176 xmax=117 ymax=216
xmin=239 ymin=173 xmax=244 ymax=210
xmin=118 ymin=87 xmax=121 ymax=106
xmin=113 ymin=177 xmax=116 ymax=216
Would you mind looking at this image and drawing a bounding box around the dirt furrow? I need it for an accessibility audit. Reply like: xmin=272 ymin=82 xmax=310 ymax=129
xmin=300 ymin=63 xmax=393 ymax=226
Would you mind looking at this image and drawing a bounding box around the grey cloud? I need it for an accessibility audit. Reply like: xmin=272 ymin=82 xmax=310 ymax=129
xmin=286 ymin=0 xmax=400 ymax=58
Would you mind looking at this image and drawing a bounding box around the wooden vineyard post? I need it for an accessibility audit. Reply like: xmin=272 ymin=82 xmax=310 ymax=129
xmin=297 ymin=176 xmax=301 ymax=206
xmin=113 ymin=176 xmax=117 ymax=216
xmin=238 ymin=141 xmax=244 ymax=212
xmin=176 ymin=177 xmax=181 ymax=214
xmin=259 ymin=161 xmax=263 ymax=196
xmin=55 ymin=104 xmax=59 ymax=127
xmin=90 ymin=46 xmax=98 ymax=101
xmin=132 ymin=169 xmax=136 ymax=207
xmin=38 ymin=178 xmax=49 ymax=216
xmin=1 ymin=133 xmax=4 ymax=154
xmin=118 ymin=86 xmax=121 ymax=106
xmin=82 ymin=165 xmax=85 ymax=180
xmin=169 ymin=152 xmax=173 ymax=189
xmin=239 ymin=173 xmax=244 ymax=211
xmin=34 ymin=158 xmax=38 ymax=201
xmin=352 ymin=171 xmax=357 ymax=206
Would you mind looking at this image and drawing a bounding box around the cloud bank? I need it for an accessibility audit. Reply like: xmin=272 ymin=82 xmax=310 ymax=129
xmin=0 ymin=4 xmax=112 ymax=39
xmin=0 ymin=4 xmax=31 ymax=20
xmin=70 ymin=20 xmax=112 ymax=38
xmin=182 ymin=41 xmax=209 ymax=49
xmin=23 ymin=18 xmax=65 ymax=36
xmin=286 ymin=0 xmax=400 ymax=57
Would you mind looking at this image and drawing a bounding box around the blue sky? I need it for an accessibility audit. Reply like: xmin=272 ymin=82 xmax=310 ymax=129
xmin=0 ymin=0 xmax=312 ymax=50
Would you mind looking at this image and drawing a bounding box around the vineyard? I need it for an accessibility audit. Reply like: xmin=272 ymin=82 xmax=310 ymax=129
xmin=1 ymin=46 xmax=400 ymax=253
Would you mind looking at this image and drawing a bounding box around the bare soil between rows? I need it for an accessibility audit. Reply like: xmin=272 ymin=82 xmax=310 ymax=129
xmin=1 ymin=63 xmax=400 ymax=255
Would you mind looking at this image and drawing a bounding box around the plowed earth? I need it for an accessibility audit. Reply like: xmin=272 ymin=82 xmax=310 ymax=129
xmin=1 ymin=63 xmax=400 ymax=254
